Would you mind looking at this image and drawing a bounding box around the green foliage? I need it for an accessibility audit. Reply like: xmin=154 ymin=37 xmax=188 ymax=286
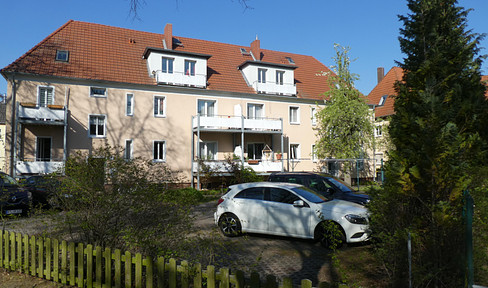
xmin=53 ymin=144 xmax=192 ymax=258
xmin=224 ymin=155 xmax=263 ymax=184
xmin=371 ymin=1 xmax=488 ymax=286
xmin=315 ymin=44 xmax=374 ymax=164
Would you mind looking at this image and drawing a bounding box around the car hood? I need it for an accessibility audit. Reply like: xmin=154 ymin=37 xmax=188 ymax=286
xmin=317 ymin=199 xmax=369 ymax=216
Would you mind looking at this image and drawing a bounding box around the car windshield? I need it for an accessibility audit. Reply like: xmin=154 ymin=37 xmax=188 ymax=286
xmin=291 ymin=186 xmax=328 ymax=203
xmin=0 ymin=173 xmax=18 ymax=186
xmin=327 ymin=177 xmax=354 ymax=193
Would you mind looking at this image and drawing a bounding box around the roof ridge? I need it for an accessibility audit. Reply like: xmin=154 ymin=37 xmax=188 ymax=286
xmin=2 ymin=20 xmax=74 ymax=72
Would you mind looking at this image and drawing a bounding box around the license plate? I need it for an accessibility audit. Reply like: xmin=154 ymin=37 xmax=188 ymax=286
xmin=6 ymin=209 xmax=22 ymax=215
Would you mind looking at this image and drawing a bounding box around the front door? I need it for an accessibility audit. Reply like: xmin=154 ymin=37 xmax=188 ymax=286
xmin=36 ymin=137 xmax=51 ymax=161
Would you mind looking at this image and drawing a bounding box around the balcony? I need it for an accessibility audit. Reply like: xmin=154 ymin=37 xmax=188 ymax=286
xmin=18 ymin=103 xmax=66 ymax=125
xmin=193 ymin=160 xmax=282 ymax=173
xmin=15 ymin=160 xmax=64 ymax=175
xmin=252 ymin=81 xmax=296 ymax=96
xmin=156 ymin=70 xmax=206 ymax=88
xmin=192 ymin=115 xmax=282 ymax=133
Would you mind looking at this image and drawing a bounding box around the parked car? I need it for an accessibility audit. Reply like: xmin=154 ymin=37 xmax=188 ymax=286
xmin=0 ymin=172 xmax=32 ymax=215
xmin=214 ymin=182 xmax=371 ymax=248
xmin=22 ymin=175 xmax=62 ymax=208
xmin=268 ymin=172 xmax=370 ymax=205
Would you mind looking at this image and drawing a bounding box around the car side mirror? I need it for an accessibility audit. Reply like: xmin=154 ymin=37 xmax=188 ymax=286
xmin=293 ymin=200 xmax=305 ymax=207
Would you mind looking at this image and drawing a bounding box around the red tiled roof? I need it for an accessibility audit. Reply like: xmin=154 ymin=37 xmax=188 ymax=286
xmin=1 ymin=20 xmax=334 ymax=100
xmin=367 ymin=67 xmax=403 ymax=118
xmin=482 ymin=75 xmax=488 ymax=98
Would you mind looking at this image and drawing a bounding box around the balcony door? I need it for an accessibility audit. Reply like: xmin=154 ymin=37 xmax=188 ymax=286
xmin=36 ymin=137 xmax=51 ymax=161
xmin=247 ymin=143 xmax=264 ymax=160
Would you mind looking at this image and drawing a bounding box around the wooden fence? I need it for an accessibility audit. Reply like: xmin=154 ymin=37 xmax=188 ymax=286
xmin=0 ymin=230 xmax=323 ymax=288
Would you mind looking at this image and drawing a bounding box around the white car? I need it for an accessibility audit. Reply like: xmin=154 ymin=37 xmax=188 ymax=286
xmin=214 ymin=182 xmax=371 ymax=247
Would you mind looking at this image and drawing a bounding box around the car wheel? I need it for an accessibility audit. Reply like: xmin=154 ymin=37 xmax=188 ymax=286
xmin=315 ymin=221 xmax=345 ymax=249
xmin=218 ymin=213 xmax=241 ymax=237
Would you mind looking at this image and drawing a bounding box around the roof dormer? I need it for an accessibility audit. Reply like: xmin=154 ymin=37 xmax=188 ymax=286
xmin=239 ymin=61 xmax=297 ymax=96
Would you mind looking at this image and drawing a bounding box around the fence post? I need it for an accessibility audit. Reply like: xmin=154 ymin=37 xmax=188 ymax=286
xmin=300 ymin=279 xmax=312 ymax=288
xmin=181 ymin=260 xmax=189 ymax=288
xmin=157 ymin=256 xmax=165 ymax=288
xmin=145 ymin=256 xmax=153 ymax=288
xmin=95 ymin=246 xmax=102 ymax=288
xmin=169 ymin=258 xmax=177 ymax=288
xmin=53 ymin=238 xmax=59 ymax=282
xmin=104 ymin=247 xmax=112 ymax=288
xmin=193 ymin=263 xmax=202 ymax=288
xmin=124 ymin=251 xmax=132 ymax=288
xmin=77 ymin=243 xmax=84 ymax=288
xmin=61 ymin=240 xmax=67 ymax=285
xmin=38 ymin=237 xmax=44 ymax=278
xmin=135 ymin=253 xmax=143 ymax=288
xmin=282 ymin=278 xmax=293 ymax=288
xmin=114 ymin=249 xmax=122 ymax=288
xmin=23 ymin=234 xmax=29 ymax=273
xmin=30 ymin=235 xmax=36 ymax=276
xmin=46 ymin=238 xmax=52 ymax=280
xmin=207 ymin=265 xmax=216 ymax=288
xmin=219 ymin=268 xmax=230 ymax=288
xmin=16 ymin=233 xmax=22 ymax=272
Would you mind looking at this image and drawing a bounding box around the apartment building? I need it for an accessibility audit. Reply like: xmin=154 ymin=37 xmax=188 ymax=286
xmin=1 ymin=20 xmax=339 ymax=186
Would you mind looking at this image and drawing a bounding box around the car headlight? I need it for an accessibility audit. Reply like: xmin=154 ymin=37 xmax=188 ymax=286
xmin=345 ymin=214 xmax=368 ymax=225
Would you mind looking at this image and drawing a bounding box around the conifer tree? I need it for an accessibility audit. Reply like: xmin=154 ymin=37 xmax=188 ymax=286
xmin=370 ymin=0 xmax=488 ymax=286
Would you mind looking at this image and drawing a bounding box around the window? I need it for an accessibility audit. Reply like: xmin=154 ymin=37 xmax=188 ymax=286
xmin=276 ymin=71 xmax=284 ymax=85
xmin=312 ymin=144 xmax=317 ymax=162
xmin=197 ymin=100 xmax=216 ymax=116
xmin=290 ymin=144 xmax=300 ymax=161
xmin=247 ymin=143 xmax=264 ymax=160
xmin=311 ymin=107 xmax=317 ymax=125
xmin=154 ymin=96 xmax=166 ymax=117
xmin=184 ymin=60 xmax=196 ymax=76
xmin=378 ymin=95 xmax=387 ymax=106
xmin=90 ymin=87 xmax=106 ymax=97
xmin=126 ymin=93 xmax=134 ymax=116
xmin=162 ymin=57 xmax=174 ymax=74
xmin=38 ymin=86 xmax=54 ymax=107
xmin=36 ymin=137 xmax=51 ymax=161
xmin=375 ymin=125 xmax=383 ymax=137
xmin=153 ymin=141 xmax=166 ymax=161
xmin=289 ymin=106 xmax=300 ymax=124
xmin=125 ymin=140 xmax=133 ymax=160
xmin=286 ymin=57 xmax=295 ymax=64
xmin=268 ymin=188 xmax=300 ymax=204
xmin=235 ymin=187 xmax=264 ymax=200
xmin=247 ymin=103 xmax=264 ymax=119
xmin=89 ymin=115 xmax=106 ymax=137
xmin=258 ymin=68 xmax=267 ymax=83
xmin=55 ymin=50 xmax=69 ymax=62
xmin=200 ymin=142 xmax=217 ymax=160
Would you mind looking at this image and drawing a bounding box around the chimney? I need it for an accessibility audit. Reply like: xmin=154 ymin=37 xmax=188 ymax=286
xmin=164 ymin=23 xmax=173 ymax=50
xmin=251 ymin=37 xmax=261 ymax=61
xmin=377 ymin=67 xmax=385 ymax=84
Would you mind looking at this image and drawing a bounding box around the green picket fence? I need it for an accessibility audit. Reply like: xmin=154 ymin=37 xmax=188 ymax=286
xmin=0 ymin=230 xmax=320 ymax=288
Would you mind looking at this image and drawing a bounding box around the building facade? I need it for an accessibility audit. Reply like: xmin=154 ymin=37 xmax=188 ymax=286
xmin=1 ymin=21 xmax=343 ymax=186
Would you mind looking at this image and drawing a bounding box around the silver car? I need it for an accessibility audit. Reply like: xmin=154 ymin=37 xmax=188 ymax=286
xmin=214 ymin=182 xmax=370 ymax=248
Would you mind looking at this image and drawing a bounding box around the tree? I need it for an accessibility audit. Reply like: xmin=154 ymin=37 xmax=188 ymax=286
xmin=315 ymin=44 xmax=374 ymax=173
xmin=370 ymin=1 xmax=488 ymax=286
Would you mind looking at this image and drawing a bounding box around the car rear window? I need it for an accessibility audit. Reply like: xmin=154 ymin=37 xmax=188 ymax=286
xmin=234 ymin=187 xmax=265 ymax=200
xmin=291 ymin=187 xmax=327 ymax=203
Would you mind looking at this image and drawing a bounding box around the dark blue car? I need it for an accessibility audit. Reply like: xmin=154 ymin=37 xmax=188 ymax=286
xmin=0 ymin=172 xmax=32 ymax=215
xmin=268 ymin=172 xmax=370 ymax=205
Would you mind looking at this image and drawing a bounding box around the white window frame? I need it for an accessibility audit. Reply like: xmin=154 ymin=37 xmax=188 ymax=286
xmin=290 ymin=143 xmax=300 ymax=162
xmin=125 ymin=139 xmax=133 ymax=160
xmin=88 ymin=114 xmax=106 ymax=138
xmin=289 ymin=106 xmax=300 ymax=124
xmin=197 ymin=99 xmax=217 ymax=117
xmin=154 ymin=95 xmax=166 ymax=117
xmin=162 ymin=57 xmax=174 ymax=74
xmin=375 ymin=125 xmax=383 ymax=137
xmin=276 ymin=70 xmax=284 ymax=85
xmin=258 ymin=68 xmax=267 ymax=83
xmin=55 ymin=50 xmax=69 ymax=62
xmin=247 ymin=103 xmax=264 ymax=119
xmin=90 ymin=87 xmax=107 ymax=98
xmin=153 ymin=140 xmax=166 ymax=162
xmin=184 ymin=60 xmax=196 ymax=76
xmin=311 ymin=107 xmax=317 ymax=126
xmin=126 ymin=93 xmax=134 ymax=116
xmin=199 ymin=141 xmax=218 ymax=160
xmin=379 ymin=95 xmax=387 ymax=106
xmin=247 ymin=142 xmax=265 ymax=160
xmin=37 ymin=85 xmax=55 ymax=107
xmin=311 ymin=144 xmax=317 ymax=162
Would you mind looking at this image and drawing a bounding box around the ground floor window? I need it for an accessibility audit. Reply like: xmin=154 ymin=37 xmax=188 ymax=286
xmin=290 ymin=144 xmax=300 ymax=161
xmin=153 ymin=141 xmax=166 ymax=161
xmin=36 ymin=137 xmax=51 ymax=161
xmin=200 ymin=142 xmax=217 ymax=160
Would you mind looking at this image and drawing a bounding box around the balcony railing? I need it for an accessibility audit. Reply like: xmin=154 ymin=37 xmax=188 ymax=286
xmin=193 ymin=160 xmax=282 ymax=173
xmin=18 ymin=104 xmax=66 ymax=125
xmin=15 ymin=160 xmax=64 ymax=175
xmin=192 ymin=115 xmax=282 ymax=132
xmin=252 ymin=80 xmax=296 ymax=96
xmin=156 ymin=70 xmax=206 ymax=88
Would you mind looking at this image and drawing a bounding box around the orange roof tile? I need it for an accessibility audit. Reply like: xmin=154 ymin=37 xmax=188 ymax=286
xmin=482 ymin=75 xmax=488 ymax=98
xmin=367 ymin=67 xmax=403 ymax=118
xmin=1 ymin=20 xmax=334 ymax=101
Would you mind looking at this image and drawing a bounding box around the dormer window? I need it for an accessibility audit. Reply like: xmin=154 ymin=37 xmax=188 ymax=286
xmin=184 ymin=60 xmax=196 ymax=76
xmin=286 ymin=57 xmax=295 ymax=64
xmin=258 ymin=68 xmax=267 ymax=83
xmin=56 ymin=50 xmax=69 ymax=62
xmin=162 ymin=57 xmax=174 ymax=74
xmin=276 ymin=71 xmax=284 ymax=85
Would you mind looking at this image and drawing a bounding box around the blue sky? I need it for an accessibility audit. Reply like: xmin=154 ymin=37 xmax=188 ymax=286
xmin=1 ymin=0 xmax=487 ymax=96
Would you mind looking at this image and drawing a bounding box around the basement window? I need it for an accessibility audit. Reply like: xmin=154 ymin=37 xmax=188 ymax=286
xmin=55 ymin=50 xmax=69 ymax=62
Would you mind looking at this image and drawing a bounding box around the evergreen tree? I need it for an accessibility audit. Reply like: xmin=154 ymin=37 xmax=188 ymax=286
xmin=370 ymin=0 xmax=488 ymax=286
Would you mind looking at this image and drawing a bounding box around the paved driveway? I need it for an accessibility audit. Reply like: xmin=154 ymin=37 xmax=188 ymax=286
xmin=192 ymin=201 xmax=335 ymax=286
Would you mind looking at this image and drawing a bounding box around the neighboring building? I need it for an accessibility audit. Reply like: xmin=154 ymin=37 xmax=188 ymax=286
xmin=0 ymin=94 xmax=6 ymax=172
xmin=1 ymin=20 xmax=340 ymax=187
